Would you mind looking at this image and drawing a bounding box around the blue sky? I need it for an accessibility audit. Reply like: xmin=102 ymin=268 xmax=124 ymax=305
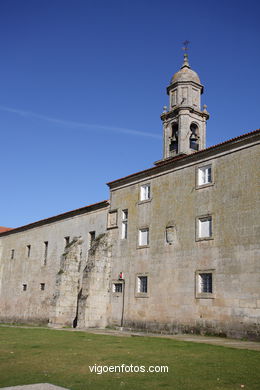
xmin=1 ymin=0 xmax=259 ymax=227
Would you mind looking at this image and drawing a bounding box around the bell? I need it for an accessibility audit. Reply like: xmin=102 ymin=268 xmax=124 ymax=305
xmin=190 ymin=132 xmax=198 ymax=141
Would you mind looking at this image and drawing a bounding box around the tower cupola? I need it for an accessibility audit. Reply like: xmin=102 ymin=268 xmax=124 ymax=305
xmin=160 ymin=50 xmax=209 ymax=160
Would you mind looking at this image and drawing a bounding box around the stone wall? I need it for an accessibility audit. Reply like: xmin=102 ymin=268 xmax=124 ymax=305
xmin=77 ymin=233 xmax=112 ymax=328
xmin=108 ymin=141 xmax=260 ymax=340
xmin=0 ymin=206 xmax=108 ymax=325
xmin=49 ymin=236 xmax=83 ymax=327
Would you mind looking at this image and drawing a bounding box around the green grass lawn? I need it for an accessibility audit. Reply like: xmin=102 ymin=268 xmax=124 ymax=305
xmin=0 ymin=327 xmax=259 ymax=390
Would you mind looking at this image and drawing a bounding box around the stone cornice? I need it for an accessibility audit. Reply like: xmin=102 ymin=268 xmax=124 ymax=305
xmin=160 ymin=106 xmax=209 ymax=122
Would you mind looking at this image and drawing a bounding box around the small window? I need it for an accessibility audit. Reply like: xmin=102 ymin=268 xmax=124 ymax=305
xmin=44 ymin=241 xmax=48 ymax=266
xmin=40 ymin=283 xmax=45 ymax=291
xmin=138 ymin=228 xmax=149 ymax=247
xmin=11 ymin=249 xmax=15 ymax=259
xmin=198 ymin=165 xmax=212 ymax=186
xmin=140 ymin=184 xmax=151 ymax=201
xmin=137 ymin=276 xmax=148 ymax=293
xmin=121 ymin=209 xmax=128 ymax=239
xmin=113 ymin=283 xmax=123 ymax=293
xmin=196 ymin=270 xmax=215 ymax=298
xmin=199 ymin=273 xmax=212 ymax=293
xmin=22 ymin=284 xmax=27 ymax=291
xmin=64 ymin=236 xmax=70 ymax=247
xmin=197 ymin=216 xmax=212 ymax=239
xmin=89 ymin=231 xmax=96 ymax=248
xmin=27 ymin=245 xmax=31 ymax=258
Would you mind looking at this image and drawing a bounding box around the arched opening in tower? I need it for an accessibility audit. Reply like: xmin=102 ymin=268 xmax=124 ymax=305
xmin=169 ymin=122 xmax=179 ymax=155
xmin=190 ymin=123 xmax=199 ymax=151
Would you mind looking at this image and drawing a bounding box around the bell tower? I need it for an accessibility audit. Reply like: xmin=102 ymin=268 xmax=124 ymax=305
xmin=160 ymin=46 xmax=209 ymax=160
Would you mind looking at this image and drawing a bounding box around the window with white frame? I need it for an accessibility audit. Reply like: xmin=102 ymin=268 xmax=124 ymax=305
xmin=113 ymin=283 xmax=123 ymax=293
xmin=198 ymin=216 xmax=212 ymax=239
xmin=198 ymin=165 xmax=212 ymax=186
xmin=138 ymin=228 xmax=149 ymax=246
xmin=121 ymin=209 xmax=128 ymax=239
xmin=140 ymin=184 xmax=151 ymax=201
xmin=137 ymin=276 xmax=148 ymax=293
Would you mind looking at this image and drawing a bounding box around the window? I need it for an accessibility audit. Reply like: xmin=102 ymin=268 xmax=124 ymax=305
xmin=22 ymin=284 xmax=27 ymax=291
xmin=196 ymin=270 xmax=215 ymax=298
xmin=199 ymin=273 xmax=212 ymax=293
xmin=198 ymin=165 xmax=212 ymax=186
xmin=64 ymin=236 xmax=70 ymax=246
xmin=27 ymin=245 xmax=31 ymax=258
xmin=11 ymin=249 xmax=15 ymax=259
xmin=197 ymin=216 xmax=212 ymax=239
xmin=113 ymin=283 xmax=123 ymax=293
xmin=40 ymin=283 xmax=45 ymax=291
xmin=138 ymin=228 xmax=149 ymax=247
xmin=137 ymin=276 xmax=148 ymax=293
xmin=140 ymin=184 xmax=150 ymax=201
xmin=121 ymin=209 xmax=128 ymax=239
xmin=89 ymin=231 xmax=96 ymax=248
xmin=44 ymin=241 xmax=48 ymax=266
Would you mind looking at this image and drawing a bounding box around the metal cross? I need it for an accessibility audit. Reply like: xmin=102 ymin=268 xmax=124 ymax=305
xmin=182 ymin=40 xmax=190 ymax=52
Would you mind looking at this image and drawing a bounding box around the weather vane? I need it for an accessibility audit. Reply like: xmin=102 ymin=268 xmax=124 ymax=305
xmin=182 ymin=40 xmax=190 ymax=53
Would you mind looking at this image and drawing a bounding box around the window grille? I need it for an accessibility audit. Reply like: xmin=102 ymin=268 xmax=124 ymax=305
xmin=113 ymin=283 xmax=123 ymax=293
xmin=199 ymin=273 xmax=212 ymax=293
xmin=138 ymin=276 xmax=148 ymax=293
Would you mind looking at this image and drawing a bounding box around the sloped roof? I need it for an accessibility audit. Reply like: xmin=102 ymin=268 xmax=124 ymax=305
xmin=0 ymin=226 xmax=13 ymax=233
xmin=107 ymin=129 xmax=260 ymax=187
xmin=0 ymin=200 xmax=109 ymax=237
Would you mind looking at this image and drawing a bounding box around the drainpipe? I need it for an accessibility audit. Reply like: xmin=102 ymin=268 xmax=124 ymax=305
xmin=120 ymin=279 xmax=125 ymax=328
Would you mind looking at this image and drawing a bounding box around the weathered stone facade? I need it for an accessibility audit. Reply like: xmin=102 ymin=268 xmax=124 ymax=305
xmin=0 ymin=55 xmax=259 ymax=339
xmin=107 ymin=133 xmax=260 ymax=339
xmin=0 ymin=202 xmax=109 ymax=326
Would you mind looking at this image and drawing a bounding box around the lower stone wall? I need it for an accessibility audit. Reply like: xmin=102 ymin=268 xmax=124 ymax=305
xmin=121 ymin=319 xmax=260 ymax=341
xmin=0 ymin=316 xmax=49 ymax=326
